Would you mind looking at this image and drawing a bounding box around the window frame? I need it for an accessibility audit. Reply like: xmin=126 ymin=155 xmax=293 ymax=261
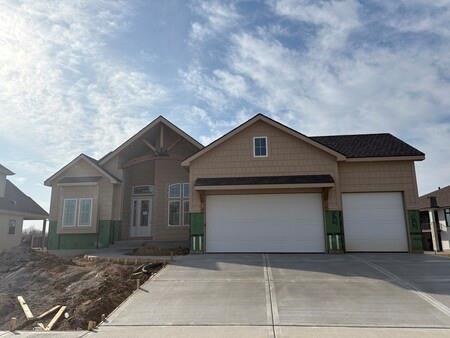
xmin=132 ymin=185 xmax=154 ymax=196
xmin=253 ymin=136 xmax=268 ymax=158
xmin=78 ymin=198 xmax=93 ymax=227
xmin=8 ymin=219 xmax=16 ymax=235
xmin=62 ymin=198 xmax=78 ymax=227
xmin=168 ymin=182 xmax=189 ymax=226
xmin=445 ymin=208 xmax=450 ymax=227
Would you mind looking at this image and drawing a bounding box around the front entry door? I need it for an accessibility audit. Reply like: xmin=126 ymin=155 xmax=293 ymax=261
xmin=130 ymin=198 xmax=152 ymax=237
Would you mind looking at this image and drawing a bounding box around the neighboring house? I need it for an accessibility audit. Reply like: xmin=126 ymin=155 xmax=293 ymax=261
xmin=418 ymin=186 xmax=450 ymax=252
xmin=44 ymin=116 xmax=203 ymax=250
xmin=182 ymin=114 xmax=425 ymax=253
xmin=45 ymin=114 xmax=425 ymax=254
xmin=0 ymin=164 xmax=48 ymax=252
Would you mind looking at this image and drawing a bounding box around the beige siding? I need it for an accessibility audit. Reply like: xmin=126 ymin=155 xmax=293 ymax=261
xmin=57 ymin=184 xmax=99 ymax=234
xmin=189 ymin=120 xmax=340 ymax=211
xmin=48 ymin=158 xmax=116 ymax=234
xmin=338 ymin=161 xmax=419 ymax=209
xmin=153 ymin=157 xmax=190 ymax=241
xmin=0 ymin=213 xmax=23 ymax=252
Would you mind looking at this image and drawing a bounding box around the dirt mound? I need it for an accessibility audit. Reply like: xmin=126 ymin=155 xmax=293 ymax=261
xmin=0 ymin=244 xmax=162 ymax=331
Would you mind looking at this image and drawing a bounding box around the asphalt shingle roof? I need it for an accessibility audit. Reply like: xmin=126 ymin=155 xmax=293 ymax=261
xmin=0 ymin=180 xmax=48 ymax=218
xmin=311 ymin=133 xmax=424 ymax=158
xmin=195 ymin=175 xmax=334 ymax=187
xmin=419 ymin=185 xmax=450 ymax=209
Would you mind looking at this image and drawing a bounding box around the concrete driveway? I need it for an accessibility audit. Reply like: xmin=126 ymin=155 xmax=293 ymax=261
xmin=89 ymin=253 xmax=450 ymax=337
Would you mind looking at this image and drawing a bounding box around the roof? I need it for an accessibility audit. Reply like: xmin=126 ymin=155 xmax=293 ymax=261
xmin=44 ymin=154 xmax=121 ymax=186
xmin=311 ymin=134 xmax=425 ymax=159
xmin=0 ymin=180 xmax=48 ymax=219
xmin=99 ymin=116 xmax=203 ymax=165
xmin=419 ymin=185 xmax=450 ymax=209
xmin=58 ymin=176 xmax=102 ymax=184
xmin=0 ymin=164 xmax=14 ymax=176
xmin=182 ymin=114 xmax=346 ymax=166
xmin=195 ymin=175 xmax=334 ymax=187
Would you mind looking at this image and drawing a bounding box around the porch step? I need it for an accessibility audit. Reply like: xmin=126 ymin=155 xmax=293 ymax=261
xmin=111 ymin=240 xmax=189 ymax=249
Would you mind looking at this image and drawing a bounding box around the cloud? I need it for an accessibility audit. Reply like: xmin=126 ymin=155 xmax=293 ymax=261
xmin=0 ymin=0 xmax=168 ymax=169
xmin=189 ymin=0 xmax=241 ymax=42
xmin=182 ymin=0 xmax=450 ymax=194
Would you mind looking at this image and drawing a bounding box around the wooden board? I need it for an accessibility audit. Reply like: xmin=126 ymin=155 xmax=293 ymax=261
xmin=17 ymin=296 xmax=34 ymax=320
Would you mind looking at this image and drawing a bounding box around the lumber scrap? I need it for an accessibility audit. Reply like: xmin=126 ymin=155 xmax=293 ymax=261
xmin=17 ymin=296 xmax=34 ymax=320
xmin=37 ymin=305 xmax=61 ymax=319
xmin=45 ymin=305 xmax=66 ymax=331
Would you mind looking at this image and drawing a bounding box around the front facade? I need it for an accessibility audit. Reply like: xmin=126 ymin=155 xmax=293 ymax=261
xmin=46 ymin=114 xmax=425 ymax=253
xmin=183 ymin=114 xmax=425 ymax=253
xmin=44 ymin=117 xmax=202 ymax=250
xmin=418 ymin=186 xmax=450 ymax=252
xmin=0 ymin=164 xmax=48 ymax=252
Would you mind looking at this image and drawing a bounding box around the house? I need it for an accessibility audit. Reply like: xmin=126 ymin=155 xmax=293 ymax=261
xmin=183 ymin=114 xmax=425 ymax=253
xmin=45 ymin=114 xmax=425 ymax=253
xmin=44 ymin=116 xmax=203 ymax=250
xmin=418 ymin=186 xmax=450 ymax=252
xmin=0 ymin=164 xmax=48 ymax=252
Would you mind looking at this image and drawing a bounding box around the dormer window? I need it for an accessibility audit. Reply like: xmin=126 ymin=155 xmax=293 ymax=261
xmin=253 ymin=136 xmax=268 ymax=157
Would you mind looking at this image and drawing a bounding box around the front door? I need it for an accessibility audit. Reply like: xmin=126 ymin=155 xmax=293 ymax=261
xmin=130 ymin=198 xmax=152 ymax=237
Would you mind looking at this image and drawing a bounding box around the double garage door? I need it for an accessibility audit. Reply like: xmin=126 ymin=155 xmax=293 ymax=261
xmin=205 ymin=192 xmax=408 ymax=253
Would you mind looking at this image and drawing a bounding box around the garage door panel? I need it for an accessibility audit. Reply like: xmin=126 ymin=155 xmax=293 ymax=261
xmin=343 ymin=192 xmax=408 ymax=252
xmin=206 ymin=194 xmax=325 ymax=253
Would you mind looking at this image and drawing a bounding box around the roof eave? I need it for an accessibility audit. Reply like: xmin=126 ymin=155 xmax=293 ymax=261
xmin=345 ymin=155 xmax=425 ymax=162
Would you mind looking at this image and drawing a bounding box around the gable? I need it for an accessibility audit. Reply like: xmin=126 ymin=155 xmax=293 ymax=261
xmin=44 ymin=155 xmax=120 ymax=186
xmin=189 ymin=120 xmax=338 ymax=177
xmin=99 ymin=116 xmax=203 ymax=166
xmin=182 ymin=114 xmax=345 ymax=166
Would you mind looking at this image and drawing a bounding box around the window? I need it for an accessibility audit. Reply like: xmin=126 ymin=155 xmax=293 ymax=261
xmin=78 ymin=198 xmax=92 ymax=226
xmin=133 ymin=185 xmax=154 ymax=195
xmin=8 ymin=219 xmax=16 ymax=235
xmin=62 ymin=198 xmax=94 ymax=227
xmin=63 ymin=199 xmax=77 ymax=226
xmin=253 ymin=136 xmax=268 ymax=157
xmin=445 ymin=209 xmax=450 ymax=227
xmin=168 ymin=183 xmax=189 ymax=226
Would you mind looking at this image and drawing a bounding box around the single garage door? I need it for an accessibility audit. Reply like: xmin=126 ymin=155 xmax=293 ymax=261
xmin=205 ymin=193 xmax=325 ymax=253
xmin=342 ymin=192 xmax=408 ymax=252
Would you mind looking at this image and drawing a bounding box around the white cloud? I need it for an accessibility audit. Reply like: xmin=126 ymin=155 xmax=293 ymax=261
xmin=270 ymin=0 xmax=361 ymax=50
xmin=183 ymin=1 xmax=450 ymax=194
xmin=189 ymin=0 xmax=241 ymax=42
xmin=0 ymin=0 xmax=168 ymax=169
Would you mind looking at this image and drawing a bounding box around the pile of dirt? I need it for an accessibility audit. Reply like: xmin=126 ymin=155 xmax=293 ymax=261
xmin=129 ymin=245 xmax=189 ymax=256
xmin=0 ymin=245 xmax=162 ymax=331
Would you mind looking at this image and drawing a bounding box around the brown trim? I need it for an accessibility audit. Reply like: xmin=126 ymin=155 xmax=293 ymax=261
xmin=345 ymin=155 xmax=425 ymax=162
xmin=195 ymin=183 xmax=335 ymax=190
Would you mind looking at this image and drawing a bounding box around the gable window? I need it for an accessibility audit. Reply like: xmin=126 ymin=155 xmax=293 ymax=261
xmin=168 ymin=183 xmax=189 ymax=226
xmin=63 ymin=199 xmax=77 ymax=226
xmin=78 ymin=198 xmax=93 ymax=226
xmin=253 ymin=136 xmax=268 ymax=157
xmin=8 ymin=219 xmax=16 ymax=235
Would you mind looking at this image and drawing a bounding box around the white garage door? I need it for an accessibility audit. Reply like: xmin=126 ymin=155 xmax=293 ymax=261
xmin=206 ymin=193 xmax=325 ymax=253
xmin=342 ymin=192 xmax=408 ymax=252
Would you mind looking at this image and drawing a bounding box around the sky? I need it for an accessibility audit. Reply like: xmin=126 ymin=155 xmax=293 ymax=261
xmin=0 ymin=0 xmax=449 ymax=229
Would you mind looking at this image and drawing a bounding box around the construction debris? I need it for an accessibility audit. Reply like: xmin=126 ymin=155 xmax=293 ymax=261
xmin=0 ymin=244 xmax=163 ymax=331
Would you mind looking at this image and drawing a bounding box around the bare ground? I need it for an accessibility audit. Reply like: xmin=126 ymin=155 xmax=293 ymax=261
xmin=0 ymin=245 xmax=161 ymax=331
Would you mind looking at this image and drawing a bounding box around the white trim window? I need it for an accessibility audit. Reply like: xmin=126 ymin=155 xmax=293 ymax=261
xmin=78 ymin=198 xmax=93 ymax=226
xmin=253 ymin=136 xmax=268 ymax=157
xmin=8 ymin=219 xmax=17 ymax=235
xmin=62 ymin=199 xmax=77 ymax=226
xmin=168 ymin=183 xmax=190 ymax=226
xmin=62 ymin=198 xmax=93 ymax=227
